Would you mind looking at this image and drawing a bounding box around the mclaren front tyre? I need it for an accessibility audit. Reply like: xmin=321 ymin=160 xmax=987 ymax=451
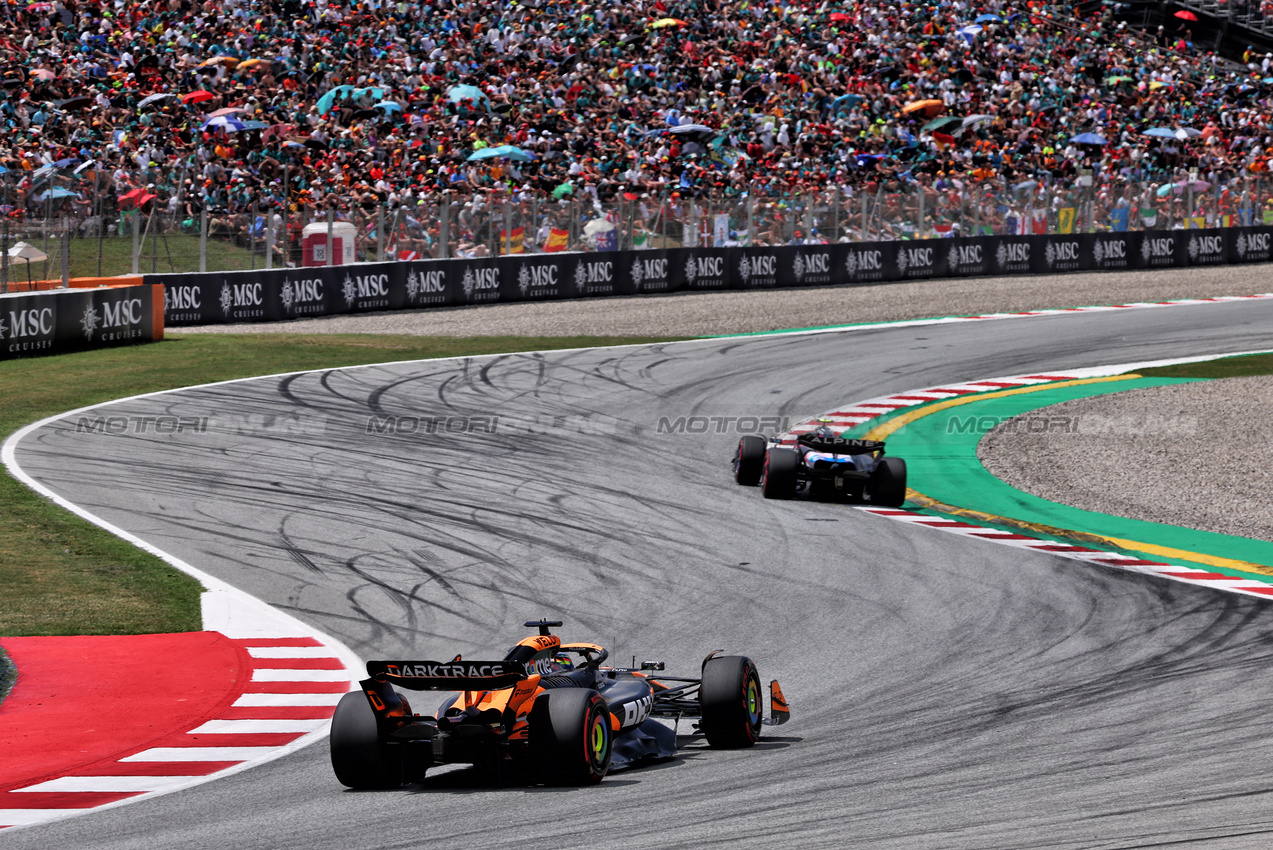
xmin=699 ymin=655 xmax=763 ymax=748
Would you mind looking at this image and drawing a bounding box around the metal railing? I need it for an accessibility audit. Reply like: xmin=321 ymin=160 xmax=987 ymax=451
xmin=4 ymin=166 xmax=1272 ymax=291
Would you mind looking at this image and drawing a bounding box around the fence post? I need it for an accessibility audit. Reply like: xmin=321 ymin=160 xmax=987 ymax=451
xmin=503 ymin=193 xmax=512 ymax=256
xmin=61 ymin=216 xmax=70 ymax=287
xmin=93 ymin=167 xmax=104 ymax=277
xmin=250 ymin=200 xmax=258 ymax=270
xmin=861 ymin=190 xmax=868 ymax=240
xmin=661 ymin=189 xmax=669 ymax=247
xmin=915 ymin=183 xmax=924 ymax=239
xmin=281 ymin=166 xmax=290 ymax=267
xmin=326 ymin=207 xmax=334 ymax=267
xmin=377 ymin=204 xmax=385 ymax=261
xmin=1 ymin=217 xmax=8 ymax=292
xmin=265 ymin=211 xmax=274 ymax=271
xmin=746 ymin=189 xmax=755 ymax=247
xmin=439 ymin=196 xmax=450 ymax=259
xmin=199 ymin=206 xmax=207 ymax=273
xmin=131 ymin=201 xmax=140 ymax=275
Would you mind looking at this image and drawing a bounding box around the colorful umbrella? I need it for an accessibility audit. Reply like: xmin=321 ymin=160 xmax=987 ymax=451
xmin=902 ymin=99 xmax=945 ymax=116
xmin=197 ymin=56 xmax=239 ymax=68
xmin=446 ymin=84 xmax=489 ymax=106
xmin=236 ymin=58 xmax=271 ymax=71
xmin=208 ymin=106 xmax=247 ymax=117
xmin=467 ymin=145 xmax=535 ymax=162
xmin=1174 ymin=9 xmax=1198 ymax=20
xmin=650 ymin=18 xmax=690 ymax=28
xmin=35 ymin=188 xmax=78 ymax=201
xmin=138 ymin=92 xmax=178 ymax=109
xmin=118 ymin=187 xmax=157 ymax=208
xmin=183 ymin=90 xmax=215 ymax=104
xmin=922 ymin=116 xmax=962 ymax=132
xmin=668 ymin=123 xmax=716 ymax=135
xmin=960 ymin=113 xmax=996 ymax=131
xmin=201 ymin=115 xmax=249 ymax=132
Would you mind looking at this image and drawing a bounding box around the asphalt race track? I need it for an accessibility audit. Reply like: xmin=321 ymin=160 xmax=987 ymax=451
xmin=10 ymin=301 xmax=1273 ymax=849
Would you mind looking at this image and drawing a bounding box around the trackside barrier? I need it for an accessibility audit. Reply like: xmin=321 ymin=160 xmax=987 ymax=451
xmin=142 ymin=227 xmax=1273 ymax=328
xmin=0 ymin=276 xmax=144 ymax=293
xmin=0 ymin=284 xmax=164 ymax=359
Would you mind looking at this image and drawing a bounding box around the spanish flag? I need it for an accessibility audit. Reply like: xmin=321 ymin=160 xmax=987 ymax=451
xmin=500 ymin=226 xmax=525 ymax=254
xmin=544 ymin=228 xmax=569 ymax=253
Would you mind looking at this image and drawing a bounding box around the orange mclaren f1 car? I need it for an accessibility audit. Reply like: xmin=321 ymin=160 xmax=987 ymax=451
xmin=330 ymin=619 xmax=789 ymax=788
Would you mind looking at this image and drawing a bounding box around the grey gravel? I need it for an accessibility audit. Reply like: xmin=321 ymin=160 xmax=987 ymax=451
xmin=174 ymin=264 xmax=1272 ymax=338
xmin=979 ymin=376 xmax=1273 ymax=542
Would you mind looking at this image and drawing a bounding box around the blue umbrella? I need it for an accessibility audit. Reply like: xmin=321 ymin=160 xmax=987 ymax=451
xmin=316 ymin=85 xmax=385 ymax=116
xmin=202 ymin=115 xmax=249 ymax=132
xmin=35 ymin=188 xmax=78 ymax=201
xmin=830 ymin=93 xmax=865 ymax=113
xmin=1143 ymin=127 xmax=1178 ymax=138
xmin=447 ymin=84 xmax=489 ymax=107
xmin=373 ymin=101 xmax=402 ymax=112
xmin=467 ymin=145 xmax=534 ymax=162
xmin=975 ymin=13 xmax=1002 ymax=22
xmin=1071 ymin=132 xmax=1107 ymax=145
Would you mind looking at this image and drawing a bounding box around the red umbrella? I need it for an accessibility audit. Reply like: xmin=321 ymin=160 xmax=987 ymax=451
xmin=1174 ymin=9 xmax=1198 ymax=20
xmin=830 ymin=12 xmax=851 ymax=21
xmin=118 ymin=188 xmax=157 ymax=208
xmin=933 ymin=131 xmax=958 ymax=146
xmin=182 ymin=90 xmax=214 ymax=105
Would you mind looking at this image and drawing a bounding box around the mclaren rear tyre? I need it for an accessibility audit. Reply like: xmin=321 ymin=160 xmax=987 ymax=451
xmin=699 ymin=655 xmax=763 ymax=748
xmin=330 ymin=692 xmax=404 ymax=789
xmin=733 ymin=435 xmax=767 ymax=486
xmin=868 ymin=457 xmax=908 ymax=508
xmin=761 ymin=448 xmax=799 ymax=499
xmin=529 ymin=688 xmax=612 ymax=786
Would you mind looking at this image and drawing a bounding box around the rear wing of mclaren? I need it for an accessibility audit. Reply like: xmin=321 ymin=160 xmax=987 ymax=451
xmin=364 ymin=660 xmax=527 ymax=691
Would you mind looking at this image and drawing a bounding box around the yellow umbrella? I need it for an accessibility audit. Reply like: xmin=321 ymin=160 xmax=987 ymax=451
xmin=902 ymin=99 xmax=945 ymax=116
xmin=650 ymin=17 xmax=689 ymax=28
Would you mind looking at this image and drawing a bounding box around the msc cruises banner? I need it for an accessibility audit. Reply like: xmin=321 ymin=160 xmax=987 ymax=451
xmin=1 ymin=284 xmax=163 ymax=359
xmin=146 ymin=227 xmax=1271 ymax=327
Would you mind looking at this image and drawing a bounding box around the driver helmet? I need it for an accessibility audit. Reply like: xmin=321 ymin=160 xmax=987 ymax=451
xmin=552 ymin=652 xmax=574 ymax=671
xmin=813 ymin=417 xmax=837 ymax=439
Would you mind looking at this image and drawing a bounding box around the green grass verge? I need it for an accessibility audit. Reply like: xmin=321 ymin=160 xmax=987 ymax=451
xmin=1136 ymin=352 xmax=1273 ymax=379
xmin=3 ymin=234 xmax=264 ymax=284
xmin=2 ymin=333 xmax=682 ymax=636
xmin=0 ymin=647 xmax=14 ymax=703
xmin=66 ymin=234 xmax=262 ymax=278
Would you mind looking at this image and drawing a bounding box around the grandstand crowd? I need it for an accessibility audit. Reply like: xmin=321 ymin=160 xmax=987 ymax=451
xmin=2 ymin=0 xmax=1272 ymax=254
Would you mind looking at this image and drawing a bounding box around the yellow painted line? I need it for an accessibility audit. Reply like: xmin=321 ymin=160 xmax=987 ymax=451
xmin=864 ymin=376 xmax=1273 ymax=578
